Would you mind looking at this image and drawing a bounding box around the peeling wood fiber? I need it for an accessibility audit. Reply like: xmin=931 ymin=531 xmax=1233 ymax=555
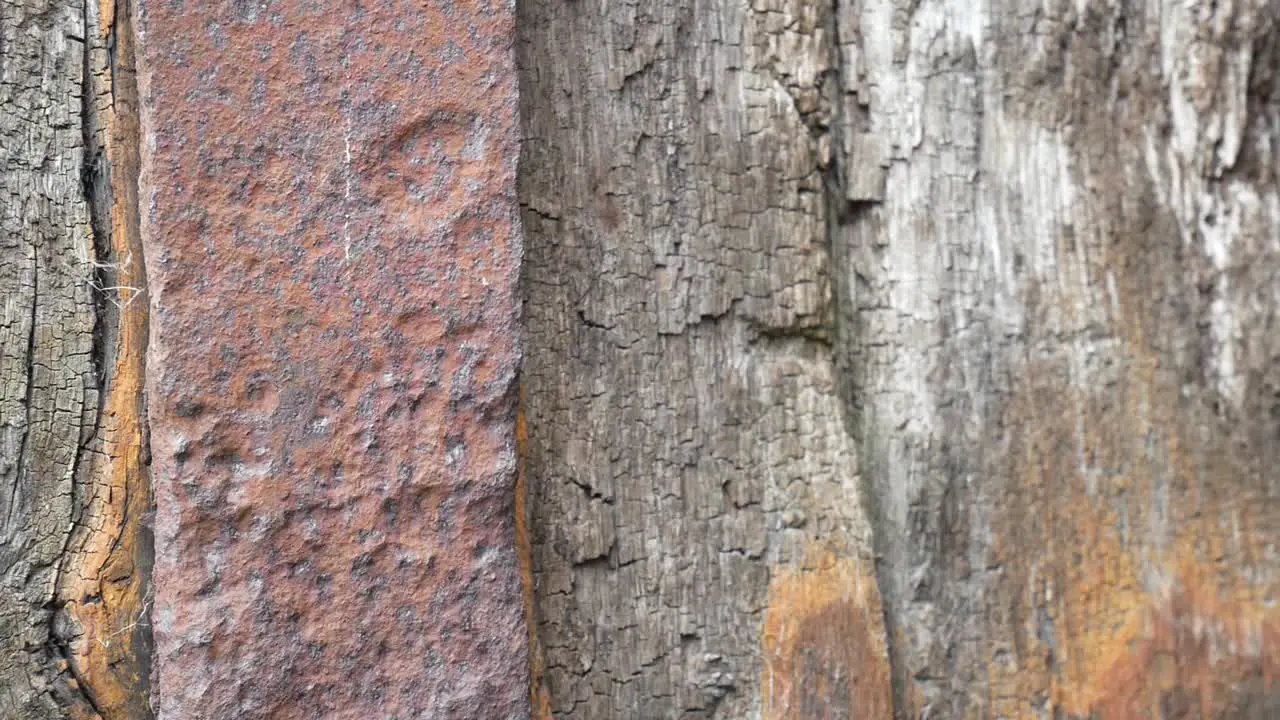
xmin=834 ymin=1 xmax=1280 ymax=716
xmin=134 ymin=1 xmax=528 ymax=718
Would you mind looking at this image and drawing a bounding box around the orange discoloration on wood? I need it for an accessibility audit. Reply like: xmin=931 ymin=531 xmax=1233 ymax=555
xmin=517 ymin=389 xmax=553 ymax=720
xmin=761 ymin=551 xmax=893 ymax=720
xmin=60 ymin=2 xmax=153 ymax=716
xmin=984 ymin=319 xmax=1279 ymax=719
xmin=1087 ymin=559 xmax=1279 ymax=718
xmin=97 ymin=0 xmax=114 ymax=37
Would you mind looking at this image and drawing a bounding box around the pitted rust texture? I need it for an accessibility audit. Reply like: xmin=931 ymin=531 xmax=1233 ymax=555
xmin=135 ymin=2 xmax=527 ymax=718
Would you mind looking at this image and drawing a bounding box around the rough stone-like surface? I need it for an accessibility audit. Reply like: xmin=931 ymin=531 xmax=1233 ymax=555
xmin=135 ymin=1 xmax=528 ymax=718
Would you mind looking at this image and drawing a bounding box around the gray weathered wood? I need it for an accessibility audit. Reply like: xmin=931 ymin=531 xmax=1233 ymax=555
xmin=0 ymin=1 xmax=101 ymax=717
xmin=519 ymin=1 xmax=890 ymax=717
xmin=835 ymin=1 xmax=1280 ymax=717
xmin=521 ymin=0 xmax=1280 ymax=718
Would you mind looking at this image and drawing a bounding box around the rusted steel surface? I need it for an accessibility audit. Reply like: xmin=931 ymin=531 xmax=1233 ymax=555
xmin=135 ymin=2 xmax=527 ymax=718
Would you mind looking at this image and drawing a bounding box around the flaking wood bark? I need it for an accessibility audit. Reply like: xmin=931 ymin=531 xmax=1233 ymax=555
xmin=521 ymin=0 xmax=1280 ymax=718
xmin=1 ymin=1 xmax=150 ymax=718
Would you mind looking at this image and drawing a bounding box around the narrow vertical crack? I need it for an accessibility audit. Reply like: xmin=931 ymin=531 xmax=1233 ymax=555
xmin=10 ymin=262 xmax=38 ymax=538
xmin=0 ymin=0 xmax=145 ymax=716
xmin=43 ymin=1 xmax=120 ymax=716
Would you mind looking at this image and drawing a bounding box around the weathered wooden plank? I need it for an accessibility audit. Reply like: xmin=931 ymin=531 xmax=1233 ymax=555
xmin=835 ymin=1 xmax=1280 ymax=717
xmin=0 ymin=2 xmax=106 ymax=717
xmin=135 ymin=1 xmax=528 ymax=717
xmin=55 ymin=1 xmax=155 ymax=716
xmin=518 ymin=0 xmax=891 ymax=716
xmin=521 ymin=0 xmax=1280 ymax=718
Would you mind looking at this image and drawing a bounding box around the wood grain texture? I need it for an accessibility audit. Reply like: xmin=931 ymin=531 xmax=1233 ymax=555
xmin=59 ymin=0 xmax=154 ymax=716
xmin=0 ymin=1 xmax=105 ymax=717
xmin=521 ymin=0 xmax=1280 ymax=718
xmin=518 ymin=0 xmax=890 ymax=716
xmin=835 ymin=0 xmax=1280 ymax=717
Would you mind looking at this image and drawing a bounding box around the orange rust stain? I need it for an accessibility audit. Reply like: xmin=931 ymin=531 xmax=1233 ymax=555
xmin=761 ymin=551 xmax=893 ymax=720
xmin=984 ymin=323 xmax=1279 ymax=720
xmin=1088 ymin=559 xmax=1280 ymax=718
xmin=97 ymin=0 xmax=114 ymax=37
xmin=516 ymin=387 xmax=553 ymax=720
xmin=58 ymin=3 xmax=152 ymax=717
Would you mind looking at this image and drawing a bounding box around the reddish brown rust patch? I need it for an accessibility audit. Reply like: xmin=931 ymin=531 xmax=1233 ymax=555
xmin=135 ymin=1 xmax=527 ymax=718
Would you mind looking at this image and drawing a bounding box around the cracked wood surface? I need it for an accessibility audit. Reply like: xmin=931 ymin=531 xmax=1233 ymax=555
xmin=835 ymin=1 xmax=1280 ymax=716
xmin=0 ymin=1 xmax=105 ymax=717
xmin=59 ymin=0 xmax=154 ymax=716
xmin=1 ymin=1 xmax=151 ymax=718
xmin=519 ymin=0 xmax=891 ymax=717
xmin=5 ymin=0 xmax=1278 ymax=717
xmin=521 ymin=0 xmax=1279 ymax=718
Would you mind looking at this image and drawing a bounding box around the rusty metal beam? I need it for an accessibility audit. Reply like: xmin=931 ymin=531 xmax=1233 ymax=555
xmin=136 ymin=2 xmax=528 ymax=716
